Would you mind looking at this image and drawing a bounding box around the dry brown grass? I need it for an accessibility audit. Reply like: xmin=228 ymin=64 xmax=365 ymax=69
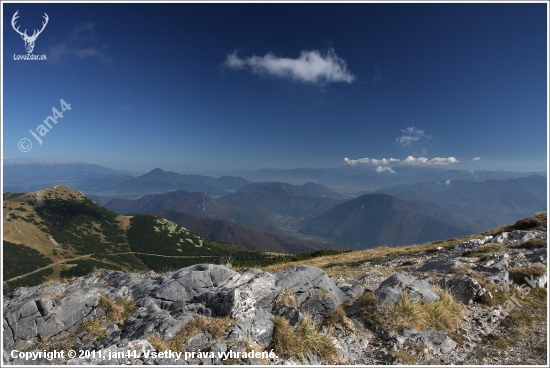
xmin=360 ymin=287 xmax=463 ymax=333
xmin=323 ymin=305 xmax=357 ymax=335
xmin=488 ymin=287 xmax=547 ymax=352
xmin=260 ymin=235 xmax=479 ymax=278
xmin=510 ymin=238 xmax=547 ymax=250
xmin=98 ymin=294 xmax=136 ymax=324
xmin=424 ymin=286 xmax=464 ymax=331
xmin=271 ymin=314 xmax=339 ymax=363
xmin=147 ymin=334 xmax=170 ymax=352
xmin=392 ymin=349 xmax=418 ymax=364
xmin=509 ymin=265 xmax=547 ymax=286
xmin=168 ymin=316 xmax=234 ymax=352
xmin=273 ymin=288 xmax=296 ymax=308
xmin=462 ymin=243 xmax=507 ymax=257
xmin=82 ymin=317 xmax=107 ymax=340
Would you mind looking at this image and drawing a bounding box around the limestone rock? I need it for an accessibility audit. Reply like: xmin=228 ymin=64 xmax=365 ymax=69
xmin=375 ymin=273 xmax=440 ymax=308
xmin=441 ymin=275 xmax=486 ymax=304
xmin=394 ymin=327 xmax=457 ymax=354
xmin=275 ymin=265 xmax=347 ymax=305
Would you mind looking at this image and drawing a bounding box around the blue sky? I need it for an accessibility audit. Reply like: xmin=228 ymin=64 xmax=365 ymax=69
xmin=2 ymin=1 xmax=548 ymax=174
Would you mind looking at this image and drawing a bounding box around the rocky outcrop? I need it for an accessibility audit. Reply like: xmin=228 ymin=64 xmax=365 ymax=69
xmin=2 ymin=227 xmax=547 ymax=365
xmin=2 ymin=264 xmax=353 ymax=365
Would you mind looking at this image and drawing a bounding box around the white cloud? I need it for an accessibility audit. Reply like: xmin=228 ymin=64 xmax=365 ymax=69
xmin=429 ymin=157 xmax=459 ymax=165
xmin=344 ymin=157 xmax=370 ymax=165
xmin=345 ymin=155 xmax=458 ymax=166
xmin=394 ymin=126 xmax=430 ymax=147
xmin=445 ymin=180 xmax=451 ymax=185
xmin=376 ymin=166 xmax=396 ymax=174
xmin=48 ymin=23 xmax=111 ymax=65
xmin=224 ymin=48 xmax=355 ymax=84
xmin=472 ymin=157 xmax=481 ymax=161
xmin=373 ymin=67 xmax=382 ymax=82
xmin=344 ymin=157 xmax=400 ymax=165
xmin=401 ymin=156 xmax=459 ymax=165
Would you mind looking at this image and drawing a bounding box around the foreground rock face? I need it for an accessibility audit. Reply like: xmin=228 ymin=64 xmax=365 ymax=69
xmin=2 ymin=228 xmax=547 ymax=365
xmin=3 ymin=264 xmax=358 ymax=365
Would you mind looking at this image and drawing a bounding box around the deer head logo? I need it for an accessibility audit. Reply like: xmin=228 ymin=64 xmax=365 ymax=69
xmin=11 ymin=10 xmax=49 ymax=54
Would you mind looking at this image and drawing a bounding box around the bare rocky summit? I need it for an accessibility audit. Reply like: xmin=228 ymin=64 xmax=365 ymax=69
xmin=2 ymin=214 xmax=547 ymax=365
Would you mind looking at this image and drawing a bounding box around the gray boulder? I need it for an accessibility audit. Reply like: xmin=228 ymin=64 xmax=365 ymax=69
xmin=300 ymin=294 xmax=338 ymax=323
xmin=224 ymin=307 xmax=274 ymax=347
xmin=338 ymin=282 xmax=366 ymax=300
xmin=121 ymin=302 xmax=193 ymax=342
xmin=272 ymin=305 xmax=302 ymax=326
xmin=210 ymin=288 xmax=257 ymax=321
xmin=375 ymin=273 xmax=440 ymax=308
xmin=3 ymin=287 xmax=101 ymax=351
xmin=491 ymin=230 xmax=537 ymax=245
xmin=454 ymin=236 xmax=493 ymax=253
xmin=152 ymin=264 xmax=236 ymax=305
xmin=441 ymin=275 xmax=486 ymax=304
xmin=222 ymin=268 xmax=279 ymax=309
xmin=275 ymin=265 xmax=347 ymax=305
xmin=484 ymin=271 xmax=510 ymax=289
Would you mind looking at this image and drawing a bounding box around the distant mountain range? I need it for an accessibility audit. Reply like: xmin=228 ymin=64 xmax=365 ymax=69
xmin=104 ymin=182 xmax=343 ymax=232
xmin=5 ymin=162 xmax=546 ymax=204
xmin=236 ymin=181 xmax=343 ymax=199
xmin=3 ymin=164 xmax=251 ymax=201
xmin=246 ymin=165 xmax=546 ymax=189
xmin=298 ymin=193 xmax=472 ymax=249
xmin=4 ymin=162 xmax=547 ymax=252
xmin=141 ymin=209 xmax=346 ymax=254
xmin=372 ymin=175 xmax=547 ymax=230
xmin=298 ymin=175 xmax=547 ymax=249
xmin=104 ymin=175 xmax=547 ymax=251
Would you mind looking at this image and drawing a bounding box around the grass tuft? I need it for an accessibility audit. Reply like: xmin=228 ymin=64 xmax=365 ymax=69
xmin=98 ymin=294 xmax=136 ymax=324
xmin=510 ymin=238 xmax=547 ymax=250
xmin=271 ymin=314 xmax=338 ymax=363
xmin=274 ymin=288 xmax=296 ymax=308
xmin=360 ymin=288 xmax=463 ymax=333
xmin=168 ymin=315 xmax=234 ymax=352
xmin=323 ymin=305 xmax=357 ymax=335
xmin=147 ymin=334 xmax=170 ymax=352
xmin=82 ymin=318 xmax=107 ymax=340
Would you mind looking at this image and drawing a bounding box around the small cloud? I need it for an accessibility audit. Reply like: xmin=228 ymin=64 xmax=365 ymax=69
xmin=401 ymin=156 xmax=459 ymax=165
xmin=48 ymin=22 xmax=111 ymax=65
xmin=344 ymin=157 xmax=399 ymax=165
xmin=344 ymin=157 xmax=370 ymax=165
xmin=394 ymin=127 xmax=430 ymax=147
xmin=224 ymin=48 xmax=356 ymax=84
xmin=373 ymin=67 xmax=382 ymax=82
xmin=376 ymin=166 xmax=396 ymax=174
xmin=3 ymin=156 xmax=17 ymax=163
xmin=445 ymin=180 xmax=451 ymax=185
xmin=122 ymin=105 xmax=132 ymax=111
xmin=472 ymin=157 xmax=481 ymax=161
xmin=429 ymin=157 xmax=460 ymax=165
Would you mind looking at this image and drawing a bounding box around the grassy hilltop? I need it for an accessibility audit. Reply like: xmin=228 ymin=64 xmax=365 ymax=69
xmin=2 ymin=187 xmax=272 ymax=292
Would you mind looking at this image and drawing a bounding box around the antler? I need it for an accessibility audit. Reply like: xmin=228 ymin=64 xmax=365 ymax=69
xmin=11 ymin=10 xmax=28 ymax=38
xmin=29 ymin=13 xmax=49 ymax=40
